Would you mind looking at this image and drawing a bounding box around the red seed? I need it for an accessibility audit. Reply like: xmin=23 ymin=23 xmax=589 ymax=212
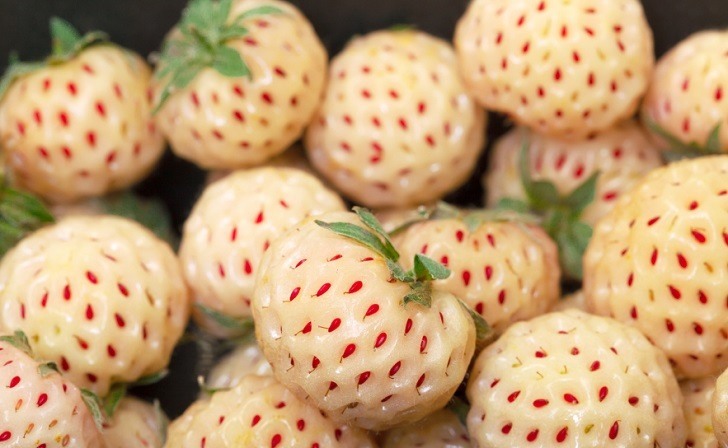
xmin=244 ymin=259 xmax=253 ymax=275
xmin=365 ymin=304 xmax=379 ymax=317
xmin=669 ymin=285 xmax=682 ymax=300
xmin=8 ymin=376 xmax=20 ymax=388
xmin=650 ymin=248 xmax=658 ymax=265
xmin=416 ymin=373 xmax=425 ymax=388
xmin=342 ymin=344 xmax=356 ymax=358
xmin=508 ymin=391 xmax=520 ymax=402
xmin=118 ymin=283 xmax=129 ymax=297
xmin=420 ymin=336 xmax=428 ymax=353
xmin=666 ymin=319 xmax=675 ymax=332
xmin=115 ymin=314 xmax=125 ymax=328
xmin=328 ymin=318 xmax=341 ymax=332
xmin=37 ymin=393 xmax=48 ymax=407
xmin=389 ymin=361 xmax=401 ymax=377
xmin=599 ymin=386 xmax=608 ymax=402
xmin=374 ymin=333 xmax=387 ymax=349
xmin=316 ymin=283 xmax=330 ymax=297
xmin=271 ymin=434 xmax=282 ymax=448
xmin=590 ymin=361 xmax=600 ymax=371
xmin=85 ymin=305 xmax=94 ymax=320
xmin=564 ymin=393 xmax=578 ymax=404
xmin=698 ymin=290 xmax=708 ymax=304
xmin=300 ymin=322 xmax=312 ymax=334
xmin=498 ymin=290 xmax=506 ymax=305
xmin=485 ymin=265 xmax=493 ymax=280
xmin=296 ymin=419 xmax=304 ymax=431
xmin=261 ymin=93 xmax=273 ymax=104
xmin=462 ymin=271 xmax=471 ymax=286
xmin=348 ymin=281 xmax=363 ymax=294
xmin=358 ymin=371 xmax=371 ymax=385
xmin=571 ymin=347 xmax=580 ymax=355
xmin=556 ymin=427 xmax=568 ymax=442
xmin=609 ymin=421 xmax=619 ymax=439
xmin=107 ymin=345 xmax=116 ymax=357
xmin=630 ymin=306 xmax=638 ymax=319
xmin=527 ymin=429 xmax=539 ymax=442
xmin=63 ymin=284 xmax=71 ymax=300
xmin=533 ymin=399 xmax=549 ymax=408
xmin=404 ymin=319 xmax=413 ymax=335
xmin=311 ymin=357 xmax=320 ymax=369
xmin=502 ymin=423 xmax=512 ymax=434
xmin=0 ymin=431 xmax=10 ymax=442
xmin=629 ymin=396 xmax=639 ymax=406
xmin=693 ymin=322 xmax=704 ymax=335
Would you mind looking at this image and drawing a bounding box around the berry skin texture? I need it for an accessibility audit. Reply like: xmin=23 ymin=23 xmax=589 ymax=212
xmin=164 ymin=375 xmax=376 ymax=448
xmin=102 ymin=397 xmax=166 ymax=448
xmin=713 ymin=369 xmax=728 ymax=446
xmin=0 ymin=215 xmax=190 ymax=396
xmin=681 ymin=378 xmax=718 ymax=448
xmin=156 ymin=0 xmax=327 ymax=170
xmin=584 ymin=156 xmax=728 ymax=379
xmin=206 ymin=340 xmax=273 ymax=391
xmin=551 ymin=290 xmax=588 ymax=313
xmin=0 ymin=46 xmax=165 ymax=204
xmin=305 ymin=29 xmax=486 ymax=208
xmin=380 ymin=408 xmax=472 ymax=448
xmin=180 ymin=167 xmax=345 ymax=336
xmin=454 ymin=0 xmax=654 ymax=139
xmin=0 ymin=338 xmax=106 ymax=447
xmin=642 ymin=30 xmax=728 ymax=153
xmin=252 ymin=211 xmax=476 ymax=431
xmin=395 ymin=219 xmax=560 ymax=334
xmin=466 ymin=309 xmax=686 ymax=448
xmin=484 ymin=121 xmax=663 ymax=226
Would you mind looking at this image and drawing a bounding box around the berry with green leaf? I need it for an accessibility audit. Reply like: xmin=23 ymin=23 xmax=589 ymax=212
xmin=0 ymin=174 xmax=55 ymax=258
xmin=485 ymin=122 xmax=663 ymax=279
xmin=642 ymin=30 xmax=728 ymax=158
xmin=584 ymin=156 xmax=728 ymax=379
xmin=0 ymin=331 xmax=107 ymax=447
xmin=380 ymin=408 xmax=472 ymax=448
xmin=466 ymin=309 xmax=686 ymax=447
xmin=179 ymin=167 xmax=345 ymax=338
xmin=102 ymin=397 xmax=168 ymax=448
xmin=0 ymin=215 xmax=190 ymax=396
xmin=305 ymin=29 xmax=486 ymax=208
xmin=454 ymin=0 xmax=654 ymax=140
xmin=393 ymin=203 xmax=561 ymax=334
xmin=252 ymin=208 xmax=487 ymax=430
xmin=0 ymin=18 xmax=165 ymax=204
xmin=154 ymin=0 xmax=327 ymax=170
xmin=165 ymin=375 xmax=377 ymax=448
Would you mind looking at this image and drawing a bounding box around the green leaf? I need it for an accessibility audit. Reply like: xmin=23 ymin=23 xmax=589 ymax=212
xmin=646 ymin=119 xmax=722 ymax=159
xmin=389 ymin=23 xmax=416 ymax=32
xmin=80 ymin=389 xmax=107 ymax=429
xmin=50 ymin=17 xmax=82 ymax=57
xmin=413 ymin=254 xmax=450 ymax=281
xmin=402 ymin=282 xmax=432 ymax=308
xmin=197 ymin=375 xmax=231 ymax=396
xmin=212 ymin=45 xmax=251 ymax=78
xmin=38 ymin=362 xmax=60 ymax=378
xmin=494 ymin=197 xmax=531 ymax=214
xmin=447 ymin=395 xmax=470 ymax=427
xmin=563 ymin=171 xmax=599 ymax=215
xmin=0 ymin=182 xmax=55 ymax=257
xmin=99 ymin=192 xmax=178 ymax=247
xmin=387 ymin=259 xmax=413 ymax=282
xmin=153 ymin=61 xmax=204 ymax=113
xmin=528 ymin=180 xmax=561 ymax=211
xmin=0 ymin=58 xmax=45 ymax=100
xmin=705 ymin=124 xmax=722 ymax=154
xmin=218 ymin=24 xmax=250 ymax=41
xmin=459 ymin=299 xmax=495 ymax=348
xmin=315 ymin=220 xmax=394 ymax=261
xmin=430 ymin=202 xmax=462 ymax=220
xmin=104 ymin=383 xmax=127 ymax=417
xmin=352 ymin=206 xmax=399 ymax=261
xmin=554 ymin=220 xmax=592 ymax=280
xmin=195 ymin=303 xmax=255 ymax=333
xmin=232 ymin=5 xmax=284 ymax=24
xmin=0 ymin=330 xmax=32 ymax=355
xmin=131 ymin=370 xmax=169 ymax=387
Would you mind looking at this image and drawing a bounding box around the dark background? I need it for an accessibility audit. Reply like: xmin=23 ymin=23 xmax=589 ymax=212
xmin=0 ymin=0 xmax=726 ymax=418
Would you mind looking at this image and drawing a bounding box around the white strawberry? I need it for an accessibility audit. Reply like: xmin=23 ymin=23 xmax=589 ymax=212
xmin=305 ymin=29 xmax=486 ymax=208
xmin=206 ymin=341 xmax=273 ymax=392
xmin=380 ymin=408 xmax=472 ymax=448
xmin=102 ymin=397 xmax=167 ymax=448
xmin=393 ymin=207 xmax=561 ymax=334
xmin=550 ymin=290 xmax=588 ymax=313
xmin=155 ymin=0 xmax=327 ymax=170
xmin=180 ymin=167 xmax=345 ymax=337
xmin=584 ymin=156 xmax=728 ymax=379
xmin=0 ymin=215 xmax=189 ymax=396
xmin=681 ymin=378 xmax=718 ymax=448
xmin=252 ymin=209 xmax=480 ymax=430
xmin=165 ymin=375 xmax=376 ymax=448
xmin=454 ymin=0 xmax=654 ymax=139
xmin=713 ymin=368 xmax=728 ymax=446
xmin=466 ymin=309 xmax=686 ymax=447
xmin=642 ymin=30 xmax=728 ymax=156
xmin=484 ymin=121 xmax=663 ymax=226
xmin=0 ymin=331 xmax=106 ymax=447
xmin=205 ymin=143 xmax=314 ymax=186
xmin=0 ymin=18 xmax=165 ymax=204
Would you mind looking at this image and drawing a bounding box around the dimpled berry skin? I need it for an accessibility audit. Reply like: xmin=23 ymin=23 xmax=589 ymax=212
xmin=305 ymin=30 xmax=486 ymax=208
xmin=454 ymin=0 xmax=654 ymax=140
xmin=0 ymin=339 xmax=106 ymax=447
xmin=467 ymin=310 xmax=686 ymax=448
xmin=484 ymin=122 xmax=663 ymax=226
xmin=207 ymin=341 xmax=273 ymax=391
xmin=0 ymin=216 xmax=189 ymax=396
xmin=0 ymin=46 xmax=164 ymax=204
xmin=180 ymin=167 xmax=345 ymax=336
xmin=102 ymin=397 xmax=165 ymax=448
xmin=681 ymin=378 xmax=718 ymax=448
xmin=156 ymin=0 xmax=327 ymax=170
xmin=253 ymin=211 xmax=476 ymax=431
xmin=164 ymin=375 xmax=376 ymax=448
xmin=642 ymin=31 xmax=728 ymax=153
xmin=380 ymin=408 xmax=472 ymax=448
xmin=395 ymin=219 xmax=560 ymax=334
xmin=584 ymin=156 xmax=728 ymax=379
xmin=713 ymin=369 xmax=728 ymax=446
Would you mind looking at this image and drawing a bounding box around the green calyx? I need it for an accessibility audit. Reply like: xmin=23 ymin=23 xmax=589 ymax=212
xmin=315 ymin=207 xmax=492 ymax=342
xmin=95 ymin=192 xmax=178 ymax=248
xmin=496 ymin=141 xmax=599 ymax=280
xmin=645 ymin=119 xmax=723 ymax=161
xmin=194 ymin=303 xmax=255 ymax=336
xmin=154 ymin=0 xmax=283 ymax=112
xmin=102 ymin=370 xmax=169 ymax=418
xmin=0 ymin=175 xmax=55 ymax=258
xmin=0 ymin=18 xmax=108 ymax=100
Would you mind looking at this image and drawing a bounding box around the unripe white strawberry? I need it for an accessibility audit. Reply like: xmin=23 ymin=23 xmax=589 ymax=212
xmin=713 ymin=369 xmax=728 ymax=446
xmin=207 ymin=340 xmax=273 ymax=391
xmin=0 ymin=332 xmax=106 ymax=447
xmin=180 ymin=167 xmax=345 ymax=336
xmin=642 ymin=30 xmax=728 ymax=155
xmin=584 ymin=156 xmax=728 ymax=379
xmin=484 ymin=121 xmax=663 ymax=226
xmin=156 ymin=0 xmax=327 ymax=170
xmin=551 ymin=290 xmax=588 ymax=313
xmin=165 ymin=375 xmax=376 ymax=448
xmin=305 ymin=29 xmax=486 ymax=208
xmin=394 ymin=212 xmax=560 ymax=334
xmin=253 ymin=210 xmax=477 ymax=430
xmin=0 ymin=20 xmax=165 ymax=204
xmin=102 ymin=397 xmax=166 ymax=448
xmin=467 ymin=309 xmax=686 ymax=447
xmin=681 ymin=378 xmax=718 ymax=448
xmin=455 ymin=0 xmax=654 ymax=139
xmin=380 ymin=408 xmax=472 ymax=448
xmin=0 ymin=215 xmax=189 ymax=396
